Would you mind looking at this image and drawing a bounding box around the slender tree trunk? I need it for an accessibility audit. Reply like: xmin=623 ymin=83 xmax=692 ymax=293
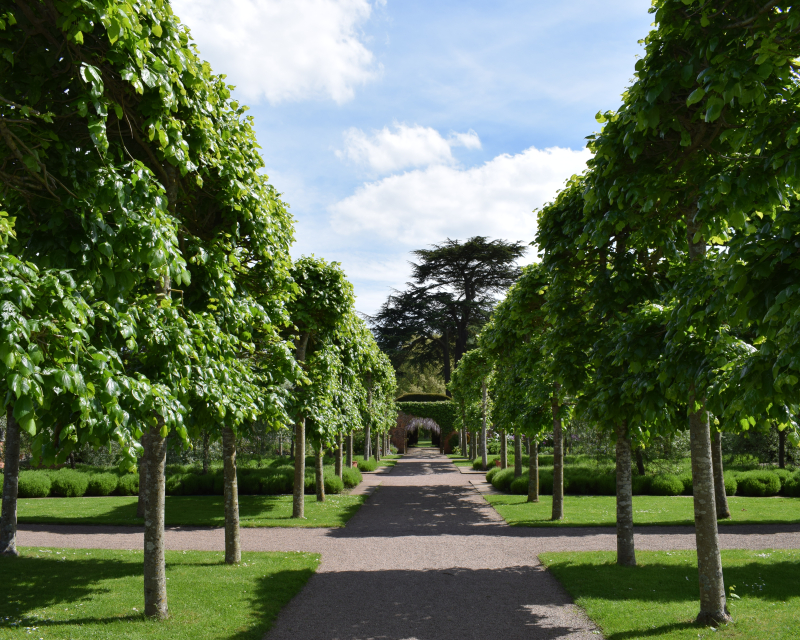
xmin=778 ymin=428 xmax=786 ymax=469
xmin=0 ymin=409 xmax=20 ymax=556
xmin=137 ymin=432 xmax=149 ymax=519
xmin=551 ymin=383 xmax=564 ymax=521
xmin=689 ymin=401 xmax=730 ymax=624
xmin=635 ymin=447 xmax=645 ymax=476
xmin=364 ymin=375 xmax=373 ymax=460
xmin=480 ymin=380 xmax=488 ymax=470
xmin=528 ymin=437 xmax=539 ymax=503
xmin=615 ymin=421 xmax=636 ymax=566
xmin=143 ymin=422 xmax=168 ymax=619
xmin=711 ymin=428 xmax=730 ymax=519
xmin=500 ymin=429 xmax=507 ymax=469
xmin=315 ymin=442 xmax=325 ymax=502
xmin=375 ymin=430 xmax=381 ymax=461
xmin=202 ymin=431 xmax=210 ymax=474
xmin=292 ymin=333 xmax=309 ymax=519
xmin=290 ymin=431 xmax=294 ymax=460
xmin=222 ymin=426 xmax=241 ymax=564
xmin=346 ymin=432 xmax=353 ymax=468
xmin=514 ymin=434 xmax=522 ymax=478
xmin=335 ymin=432 xmax=343 ymax=478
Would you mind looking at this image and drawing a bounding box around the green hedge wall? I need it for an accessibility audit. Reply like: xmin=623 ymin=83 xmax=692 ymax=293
xmin=396 ymin=400 xmax=457 ymax=432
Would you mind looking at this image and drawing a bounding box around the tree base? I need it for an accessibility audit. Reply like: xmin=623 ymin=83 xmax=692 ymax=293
xmin=0 ymin=547 xmax=19 ymax=557
xmin=695 ymin=609 xmax=732 ymax=626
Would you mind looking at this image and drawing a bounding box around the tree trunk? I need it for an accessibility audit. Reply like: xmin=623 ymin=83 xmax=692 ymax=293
xmin=202 ymin=431 xmax=210 ymax=474
xmin=137 ymin=432 xmax=149 ymax=519
xmin=514 ymin=434 xmax=522 ymax=478
xmin=315 ymin=443 xmax=325 ymax=502
xmin=143 ymin=422 xmax=168 ymax=619
xmin=711 ymin=429 xmax=730 ymax=519
xmin=364 ymin=375 xmax=373 ymax=460
xmin=292 ymin=333 xmax=309 ymax=519
xmin=222 ymin=426 xmax=241 ymax=564
xmin=528 ymin=437 xmax=539 ymax=503
xmin=290 ymin=432 xmax=294 ymax=460
xmin=375 ymin=431 xmax=381 ymax=461
xmin=500 ymin=429 xmax=507 ymax=469
xmin=778 ymin=428 xmax=786 ymax=469
xmin=551 ymin=384 xmax=564 ymax=521
xmin=615 ymin=421 xmax=636 ymax=566
xmin=480 ymin=380 xmax=488 ymax=470
xmin=689 ymin=402 xmax=730 ymax=625
xmin=635 ymin=447 xmax=645 ymax=476
xmin=346 ymin=432 xmax=353 ymax=468
xmin=335 ymin=432 xmax=343 ymax=478
xmin=0 ymin=409 xmax=20 ymax=556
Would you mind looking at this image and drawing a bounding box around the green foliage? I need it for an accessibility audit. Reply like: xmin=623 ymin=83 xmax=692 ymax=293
xmin=509 ymin=475 xmax=529 ymax=495
xmin=49 ymin=469 xmax=89 ymax=498
xmin=784 ymin=471 xmax=800 ymax=497
xmin=490 ymin=468 xmax=516 ymax=492
xmin=17 ymin=471 xmax=51 ymax=498
xmin=341 ymin=467 xmax=363 ymax=488
xmin=115 ymin=473 xmax=139 ymax=496
xmin=485 ymin=467 xmax=501 ymax=483
xmin=736 ymin=471 xmax=781 ymax=497
xmin=650 ymin=474 xmax=684 ymax=497
xmin=85 ymin=473 xmax=119 ymax=497
xmin=396 ymin=400 xmax=456 ymax=432
xmin=357 ymin=459 xmax=377 ymax=472
xmin=323 ymin=474 xmax=344 ymax=495
xmin=395 ymin=393 xmax=451 ymax=402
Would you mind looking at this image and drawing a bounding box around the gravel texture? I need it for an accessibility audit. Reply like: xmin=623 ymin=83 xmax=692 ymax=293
xmin=16 ymin=448 xmax=800 ymax=639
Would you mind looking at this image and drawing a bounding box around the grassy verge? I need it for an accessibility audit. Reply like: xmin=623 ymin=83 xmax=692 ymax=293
xmin=0 ymin=547 xmax=318 ymax=639
xmin=18 ymin=494 xmax=365 ymax=528
xmin=485 ymin=494 xmax=800 ymax=527
xmin=446 ymin=454 xmax=473 ymax=467
xmin=540 ymin=549 xmax=800 ymax=639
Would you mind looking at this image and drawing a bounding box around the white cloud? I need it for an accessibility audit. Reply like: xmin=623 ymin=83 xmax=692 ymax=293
xmin=171 ymin=0 xmax=380 ymax=104
xmin=329 ymin=145 xmax=591 ymax=248
xmin=337 ymin=123 xmax=482 ymax=173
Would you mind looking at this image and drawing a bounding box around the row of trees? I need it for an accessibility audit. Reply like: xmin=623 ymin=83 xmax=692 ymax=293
xmin=452 ymin=0 xmax=800 ymax=626
xmin=0 ymin=0 xmax=395 ymax=620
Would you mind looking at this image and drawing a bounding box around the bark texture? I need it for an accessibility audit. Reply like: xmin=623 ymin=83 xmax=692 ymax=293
xmin=689 ymin=405 xmax=730 ymax=625
xmin=335 ymin=432 xmax=343 ymax=478
xmin=551 ymin=384 xmax=564 ymax=521
xmin=346 ymin=433 xmax=353 ymax=468
xmin=527 ymin=437 xmax=539 ymax=503
xmin=635 ymin=448 xmax=645 ymax=476
xmin=222 ymin=426 xmax=241 ymax=564
xmin=136 ymin=432 xmax=148 ymax=519
xmin=615 ymin=421 xmax=636 ymax=566
xmin=0 ymin=409 xmax=20 ymax=556
xmin=375 ymin=431 xmax=381 ymax=461
xmin=778 ymin=428 xmax=786 ymax=469
xmin=292 ymin=417 xmax=306 ymax=518
xmin=315 ymin=444 xmax=325 ymax=502
xmin=480 ymin=381 xmax=488 ymax=470
xmin=711 ymin=429 xmax=730 ymax=519
xmin=514 ymin=434 xmax=522 ymax=478
xmin=500 ymin=429 xmax=507 ymax=469
xmin=143 ymin=423 xmax=168 ymax=619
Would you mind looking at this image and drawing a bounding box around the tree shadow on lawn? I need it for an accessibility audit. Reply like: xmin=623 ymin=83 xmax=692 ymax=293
xmin=546 ymin=557 xmax=800 ymax=639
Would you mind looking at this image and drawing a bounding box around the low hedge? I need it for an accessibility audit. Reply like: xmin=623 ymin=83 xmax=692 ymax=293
xmin=50 ymin=469 xmax=89 ymax=497
xmin=784 ymin=471 xmax=800 ymax=497
xmin=736 ymin=470 xmax=781 ymax=497
xmin=490 ymin=468 xmax=516 ymax=492
xmin=86 ymin=473 xmax=118 ymax=497
xmin=357 ymin=459 xmax=378 ymax=472
xmin=341 ymin=467 xmax=363 ymax=488
xmin=510 ymin=475 xmax=529 ymax=495
xmin=650 ymin=474 xmax=684 ymax=496
xmin=116 ymin=473 xmax=139 ymax=495
xmin=18 ymin=471 xmax=52 ymax=498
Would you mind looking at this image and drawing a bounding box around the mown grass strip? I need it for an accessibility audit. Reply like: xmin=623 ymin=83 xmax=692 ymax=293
xmin=0 ymin=547 xmax=319 ymax=639
xmin=540 ymin=549 xmax=800 ymax=640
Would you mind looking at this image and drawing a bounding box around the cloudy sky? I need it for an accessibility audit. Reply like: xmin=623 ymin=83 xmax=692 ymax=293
xmin=171 ymin=0 xmax=654 ymax=314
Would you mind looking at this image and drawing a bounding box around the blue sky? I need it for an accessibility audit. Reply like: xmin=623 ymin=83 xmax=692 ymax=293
xmin=171 ymin=0 xmax=654 ymax=314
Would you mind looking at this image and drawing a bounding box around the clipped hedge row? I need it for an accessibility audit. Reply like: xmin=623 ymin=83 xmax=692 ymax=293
xmin=487 ymin=467 xmax=800 ymax=497
xmin=8 ymin=463 xmax=364 ymax=498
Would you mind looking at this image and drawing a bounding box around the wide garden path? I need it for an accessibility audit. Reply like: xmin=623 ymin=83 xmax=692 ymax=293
xmin=18 ymin=448 xmax=800 ymax=639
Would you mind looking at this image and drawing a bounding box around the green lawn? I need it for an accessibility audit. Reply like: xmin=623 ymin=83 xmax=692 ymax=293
xmin=0 ymin=547 xmax=319 ymax=639
xmin=485 ymin=494 xmax=800 ymax=527
xmin=18 ymin=494 xmax=365 ymax=528
xmin=540 ymin=549 xmax=800 ymax=639
xmin=446 ymin=454 xmax=474 ymax=467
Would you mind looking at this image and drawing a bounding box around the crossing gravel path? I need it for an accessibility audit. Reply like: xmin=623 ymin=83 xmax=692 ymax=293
xmin=17 ymin=448 xmax=800 ymax=640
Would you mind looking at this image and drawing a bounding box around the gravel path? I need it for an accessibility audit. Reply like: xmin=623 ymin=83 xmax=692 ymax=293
xmin=16 ymin=448 xmax=800 ymax=639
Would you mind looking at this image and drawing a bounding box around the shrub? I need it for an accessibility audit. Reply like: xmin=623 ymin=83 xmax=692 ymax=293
xmin=538 ymin=455 xmax=554 ymax=466
xmin=485 ymin=467 xmax=500 ymax=484
xmin=50 ymin=469 xmax=89 ymax=497
xmin=538 ymin=469 xmax=554 ymax=494
xmin=261 ymin=471 xmax=293 ymax=495
xmin=341 ymin=467 xmax=362 ymax=489
xmin=783 ymin=471 xmax=800 ymax=497
xmin=303 ymin=473 xmax=316 ymax=495
xmin=565 ymin=469 xmax=615 ymax=496
xmin=490 ymin=468 xmax=516 ymax=492
xmin=180 ymin=473 xmax=215 ymax=495
xmin=238 ymin=473 xmax=262 ymax=495
xmin=324 ymin=474 xmax=344 ymax=494
xmin=510 ymin=475 xmax=529 ymax=495
xmin=213 ymin=473 xmax=225 ymax=495
xmin=774 ymin=468 xmax=792 ymax=488
xmin=86 ymin=473 xmax=118 ymax=497
xmin=650 ymin=474 xmax=684 ymax=496
xmin=632 ymin=475 xmax=652 ymax=495
xmin=723 ymin=471 xmax=738 ymax=496
xmin=357 ymin=459 xmax=377 ymax=472
xmin=736 ymin=470 xmax=781 ymax=497
xmin=679 ymin=473 xmax=693 ymax=496
xmin=18 ymin=471 xmax=51 ymax=498
xmin=116 ymin=473 xmax=139 ymax=496
xmin=165 ymin=474 xmax=187 ymax=495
